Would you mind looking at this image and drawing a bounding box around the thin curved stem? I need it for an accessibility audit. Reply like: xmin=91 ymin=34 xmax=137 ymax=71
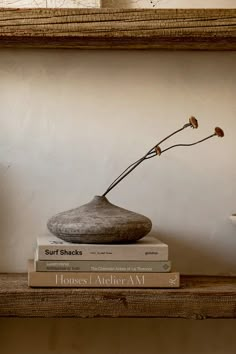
xmin=161 ymin=134 xmax=215 ymax=154
xmin=144 ymin=152 xmax=157 ymax=160
xmin=105 ymin=156 xmax=144 ymax=193
xmin=146 ymin=123 xmax=191 ymax=157
xmin=103 ymin=133 xmax=217 ymax=197
xmin=102 ymin=156 xmax=146 ymax=197
xmin=102 ymin=123 xmax=191 ymax=197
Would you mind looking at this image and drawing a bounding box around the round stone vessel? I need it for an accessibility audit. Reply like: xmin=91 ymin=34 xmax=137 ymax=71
xmin=47 ymin=195 xmax=152 ymax=243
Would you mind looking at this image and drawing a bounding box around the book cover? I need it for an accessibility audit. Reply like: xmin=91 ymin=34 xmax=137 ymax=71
xmin=36 ymin=234 xmax=168 ymax=261
xmin=34 ymin=259 xmax=172 ymax=272
xmin=28 ymin=261 xmax=179 ymax=288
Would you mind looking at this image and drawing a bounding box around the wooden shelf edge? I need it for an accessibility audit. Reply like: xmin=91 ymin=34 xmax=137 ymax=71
xmin=0 ymin=8 xmax=235 ymax=50
xmin=1 ymin=274 xmax=236 ymax=318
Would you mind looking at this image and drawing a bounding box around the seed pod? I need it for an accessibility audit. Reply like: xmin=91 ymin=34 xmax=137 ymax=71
xmin=189 ymin=116 xmax=198 ymax=129
xmin=215 ymin=127 xmax=224 ymax=137
xmin=155 ymin=146 xmax=162 ymax=156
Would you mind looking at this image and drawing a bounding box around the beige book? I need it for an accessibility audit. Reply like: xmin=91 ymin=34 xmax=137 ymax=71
xmin=28 ymin=260 xmax=180 ymax=288
xmin=36 ymin=234 xmax=168 ymax=261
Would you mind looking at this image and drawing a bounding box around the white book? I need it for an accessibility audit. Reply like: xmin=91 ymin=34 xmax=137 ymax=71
xmin=36 ymin=234 xmax=168 ymax=261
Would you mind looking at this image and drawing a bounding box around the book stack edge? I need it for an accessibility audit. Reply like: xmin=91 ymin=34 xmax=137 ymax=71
xmin=28 ymin=234 xmax=180 ymax=288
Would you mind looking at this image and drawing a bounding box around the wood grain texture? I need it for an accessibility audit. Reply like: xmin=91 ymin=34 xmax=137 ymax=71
xmin=1 ymin=274 xmax=236 ymax=318
xmin=0 ymin=8 xmax=235 ymax=49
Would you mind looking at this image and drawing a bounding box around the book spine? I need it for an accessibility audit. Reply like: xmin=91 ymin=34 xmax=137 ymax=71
xmin=28 ymin=271 xmax=180 ymax=288
xmin=36 ymin=245 xmax=168 ymax=261
xmin=35 ymin=260 xmax=172 ymax=273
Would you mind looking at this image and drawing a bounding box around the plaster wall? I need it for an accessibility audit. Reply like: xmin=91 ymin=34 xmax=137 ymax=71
xmin=0 ymin=50 xmax=235 ymax=274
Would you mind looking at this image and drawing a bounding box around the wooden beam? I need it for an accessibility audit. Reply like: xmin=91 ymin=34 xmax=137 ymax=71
xmin=1 ymin=274 xmax=236 ymax=318
xmin=0 ymin=8 xmax=235 ymax=49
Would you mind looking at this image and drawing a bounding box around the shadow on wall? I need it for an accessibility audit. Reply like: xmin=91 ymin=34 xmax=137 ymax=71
xmin=0 ymin=163 xmax=39 ymax=270
xmin=0 ymin=164 xmax=12 ymax=243
xmin=102 ymin=0 xmax=133 ymax=7
xmin=101 ymin=0 xmax=165 ymax=7
xmin=151 ymin=228 xmax=235 ymax=275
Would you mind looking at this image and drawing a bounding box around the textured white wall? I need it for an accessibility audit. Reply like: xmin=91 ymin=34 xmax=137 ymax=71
xmin=0 ymin=50 xmax=235 ymax=274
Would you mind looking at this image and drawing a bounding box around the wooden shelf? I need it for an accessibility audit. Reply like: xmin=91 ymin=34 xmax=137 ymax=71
xmin=1 ymin=274 xmax=236 ymax=318
xmin=0 ymin=8 xmax=235 ymax=49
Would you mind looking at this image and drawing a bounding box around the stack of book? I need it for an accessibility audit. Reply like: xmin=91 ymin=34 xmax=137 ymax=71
xmin=28 ymin=234 xmax=180 ymax=288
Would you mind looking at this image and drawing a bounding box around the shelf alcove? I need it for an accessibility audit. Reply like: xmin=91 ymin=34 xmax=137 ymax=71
xmin=0 ymin=7 xmax=235 ymax=320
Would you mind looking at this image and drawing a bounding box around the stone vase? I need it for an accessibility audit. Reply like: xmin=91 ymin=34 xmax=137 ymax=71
xmin=47 ymin=195 xmax=152 ymax=244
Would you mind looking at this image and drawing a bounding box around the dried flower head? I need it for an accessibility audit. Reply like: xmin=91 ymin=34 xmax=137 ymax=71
xmin=189 ymin=116 xmax=198 ymax=129
xmin=214 ymin=127 xmax=224 ymax=137
xmin=155 ymin=146 xmax=162 ymax=156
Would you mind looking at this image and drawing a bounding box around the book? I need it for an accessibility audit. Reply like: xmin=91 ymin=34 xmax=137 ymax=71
xmin=28 ymin=261 xmax=179 ymax=288
xmin=36 ymin=234 xmax=168 ymax=261
xmin=34 ymin=259 xmax=172 ymax=272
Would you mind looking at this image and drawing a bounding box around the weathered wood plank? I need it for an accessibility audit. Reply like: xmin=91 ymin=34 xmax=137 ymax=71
xmin=1 ymin=274 xmax=236 ymax=318
xmin=0 ymin=8 xmax=235 ymax=49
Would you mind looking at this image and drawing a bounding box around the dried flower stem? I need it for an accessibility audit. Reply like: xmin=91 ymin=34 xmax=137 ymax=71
xmin=102 ymin=119 xmax=224 ymax=198
xmin=161 ymin=134 xmax=215 ymax=154
xmin=102 ymin=122 xmax=192 ymax=197
xmin=145 ymin=134 xmax=216 ymax=162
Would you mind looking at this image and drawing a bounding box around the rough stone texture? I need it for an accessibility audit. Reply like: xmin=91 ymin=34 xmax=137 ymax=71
xmin=47 ymin=196 xmax=152 ymax=243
